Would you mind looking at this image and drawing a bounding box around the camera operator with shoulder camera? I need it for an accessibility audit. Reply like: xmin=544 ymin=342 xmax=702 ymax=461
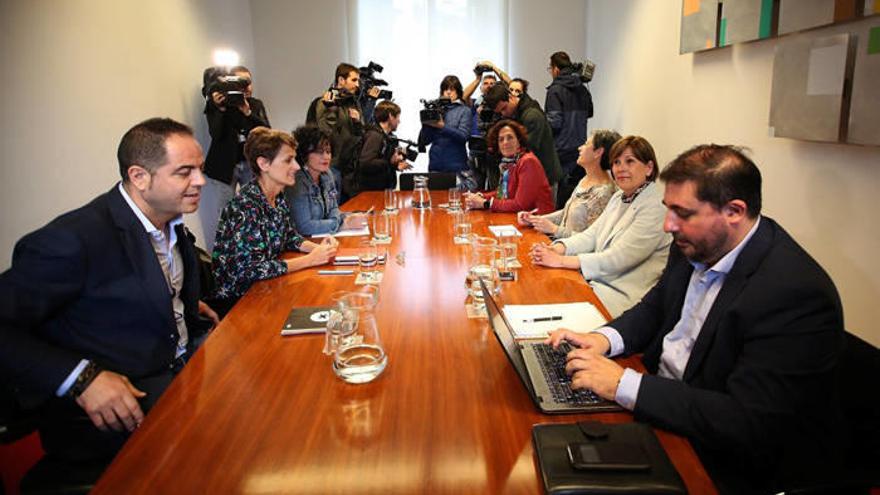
xmin=315 ymin=63 xmax=364 ymax=202
xmin=546 ymin=51 xmax=594 ymax=209
xmin=201 ymin=65 xmax=270 ymax=249
xmin=418 ymin=75 xmax=472 ymax=175
xmin=358 ymin=101 xmax=413 ymax=191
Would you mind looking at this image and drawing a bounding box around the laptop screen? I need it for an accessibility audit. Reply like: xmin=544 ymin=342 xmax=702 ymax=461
xmin=480 ymin=279 xmax=535 ymax=396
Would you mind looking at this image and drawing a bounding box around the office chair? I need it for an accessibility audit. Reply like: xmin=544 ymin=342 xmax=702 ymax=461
xmin=398 ymin=172 xmax=457 ymax=191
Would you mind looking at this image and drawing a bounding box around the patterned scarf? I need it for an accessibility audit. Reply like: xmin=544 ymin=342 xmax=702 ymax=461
xmin=621 ymin=181 xmax=650 ymax=204
xmin=496 ymin=154 xmax=519 ymax=199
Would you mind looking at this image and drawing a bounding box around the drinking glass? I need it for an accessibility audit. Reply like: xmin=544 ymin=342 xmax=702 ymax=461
xmin=372 ymin=210 xmax=391 ymax=242
xmin=358 ymin=239 xmax=379 ymax=282
xmin=498 ymin=230 xmax=518 ymax=268
xmin=452 ymin=210 xmax=472 ymax=243
xmin=384 ymin=188 xmax=397 ymax=212
xmin=448 ymin=187 xmax=461 ymax=211
xmin=468 ymin=236 xmax=501 ymax=309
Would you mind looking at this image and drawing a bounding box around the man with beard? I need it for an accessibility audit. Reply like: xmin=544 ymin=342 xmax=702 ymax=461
xmin=547 ymin=144 xmax=846 ymax=494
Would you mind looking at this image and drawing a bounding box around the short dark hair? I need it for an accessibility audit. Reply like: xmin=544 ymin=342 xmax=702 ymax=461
xmin=335 ymin=63 xmax=359 ymax=83
xmin=244 ymin=127 xmax=297 ymax=177
xmin=550 ymin=51 xmax=573 ymax=70
xmin=293 ymin=125 xmax=332 ymax=167
xmin=510 ymin=77 xmax=529 ymax=93
xmin=117 ymin=117 xmax=193 ymax=181
xmin=660 ymin=144 xmax=762 ymax=218
xmin=373 ymin=100 xmax=401 ymax=124
xmin=609 ymin=136 xmax=659 ymax=181
xmin=590 ymin=129 xmax=623 ymax=171
xmin=486 ymin=119 xmax=529 ymax=155
xmin=482 ymin=73 xmax=498 ymax=82
xmin=482 ymin=83 xmax=510 ymax=111
xmin=230 ymin=65 xmax=251 ymax=75
xmin=440 ymin=75 xmax=464 ymax=100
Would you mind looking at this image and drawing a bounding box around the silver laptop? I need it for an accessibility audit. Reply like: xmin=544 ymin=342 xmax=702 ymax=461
xmin=481 ymin=279 xmax=622 ymax=414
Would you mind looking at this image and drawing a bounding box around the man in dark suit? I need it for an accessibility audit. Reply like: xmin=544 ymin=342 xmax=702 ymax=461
xmin=549 ymin=144 xmax=845 ymax=493
xmin=0 ymin=118 xmax=218 ymax=483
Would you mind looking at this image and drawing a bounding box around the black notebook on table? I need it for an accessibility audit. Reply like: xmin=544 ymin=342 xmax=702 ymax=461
xmin=531 ymin=421 xmax=686 ymax=494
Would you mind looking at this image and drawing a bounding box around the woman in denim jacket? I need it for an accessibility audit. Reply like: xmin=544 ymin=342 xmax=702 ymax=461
xmin=286 ymin=125 xmax=367 ymax=236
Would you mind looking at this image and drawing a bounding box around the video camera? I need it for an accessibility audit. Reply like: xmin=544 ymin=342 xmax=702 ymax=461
xmin=202 ymin=66 xmax=250 ymax=107
xmin=473 ymin=63 xmax=495 ymax=76
xmin=388 ymin=136 xmax=419 ymax=162
xmin=419 ymin=97 xmax=453 ymax=124
xmin=573 ymin=59 xmax=596 ymax=83
xmin=359 ymin=61 xmax=393 ymax=101
xmin=324 ymin=87 xmax=358 ymax=108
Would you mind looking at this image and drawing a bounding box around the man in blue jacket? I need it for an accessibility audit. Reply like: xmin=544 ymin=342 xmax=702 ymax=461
xmin=545 ymin=51 xmax=594 ymax=209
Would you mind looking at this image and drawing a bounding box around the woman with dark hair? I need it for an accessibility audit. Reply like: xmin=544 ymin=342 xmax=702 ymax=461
xmin=419 ymin=75 xmax=473 ymax=174
xmin=518 ymin=129 xmax=620 ymax=238
xmin=211 ymin=127 xmax=338 ymax=317
xmin=463 ymin=119 xmax=554 ymax=214
xmin=530 ymin=135 xmax=671 ymax=317
xmin=286 ymin=125 xmax=368 ymax=236
xmin=508 ymin=78 xmax=529 ymax=98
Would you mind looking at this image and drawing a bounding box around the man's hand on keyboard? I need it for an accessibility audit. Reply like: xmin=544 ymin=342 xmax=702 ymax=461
xmin=564 ymin=351 xmax=624 ymax=401
xmin=545 ymin=330 xmax=611 ymax=356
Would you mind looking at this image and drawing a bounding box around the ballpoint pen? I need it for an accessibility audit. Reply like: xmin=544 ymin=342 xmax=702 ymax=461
xmin=522 ymin=316 xmax=563 ymax=323
xmin=318 ymin=269 xmax=354 ymax=275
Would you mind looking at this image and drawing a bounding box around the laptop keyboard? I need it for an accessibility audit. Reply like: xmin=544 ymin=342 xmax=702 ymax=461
xmin=532 ymin=342 xmax=603 ymax=405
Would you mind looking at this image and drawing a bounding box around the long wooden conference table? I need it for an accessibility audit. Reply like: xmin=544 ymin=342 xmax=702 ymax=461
xmin=92 ymin=191 xmax=716 ymax=494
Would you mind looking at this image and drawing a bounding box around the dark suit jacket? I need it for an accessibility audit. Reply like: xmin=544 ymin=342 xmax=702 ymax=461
xmin=0 ymin=185 xmax=211 ymax=410
xmin=609 ymin=217 xmax=846 ymax=492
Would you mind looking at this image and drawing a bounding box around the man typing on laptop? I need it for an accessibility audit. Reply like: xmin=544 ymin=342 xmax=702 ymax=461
xmin=547 ymin=145 xmax=845 ymax=494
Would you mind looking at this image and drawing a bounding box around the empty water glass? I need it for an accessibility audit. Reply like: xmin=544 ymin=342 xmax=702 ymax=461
xmin=384 ymin=188 xmax=397 ymax=212
xmin=448 ymin=187 xmax=461 ymax=211
xmin=372 ymin=210 xmax=391 ymax=242
xmin=498 ymin=230 xmax=518 ymax=268
xmin=453 ymin=210 xmax=472 ymax=243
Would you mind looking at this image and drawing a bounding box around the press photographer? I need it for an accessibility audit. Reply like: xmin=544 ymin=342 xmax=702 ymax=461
xmin=315 ymin=63 xmax=365 ymax=201
xmin=201 ymin=65 xmax=270 ymax=249
xmin=358 ymin=101 xmax=413 ymax=191
xmin=418 ymin=75 xmax=472 ymax=175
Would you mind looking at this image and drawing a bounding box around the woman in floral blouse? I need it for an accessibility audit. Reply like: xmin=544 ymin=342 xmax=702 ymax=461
xmin=211 ymin=127 xmax=338 ymax=317
xmin=517 ymin=129 xmax=620 ymax=239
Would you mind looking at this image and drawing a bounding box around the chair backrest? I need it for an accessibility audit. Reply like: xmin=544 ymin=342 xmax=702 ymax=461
xmin=399 ymin=172 xmax=457 ymax=191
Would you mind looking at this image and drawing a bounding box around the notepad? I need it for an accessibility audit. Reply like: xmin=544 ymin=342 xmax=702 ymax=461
xmin=280 ymin=306 xmax=333 ymax=336
xmin=488 ymin=224 xmax=523 ymax=238
xmin=502 ymin=302 xmax=606 ymax=340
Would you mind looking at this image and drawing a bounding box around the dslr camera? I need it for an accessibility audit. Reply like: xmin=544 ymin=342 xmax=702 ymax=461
xmin=202 ymin=66 xmax=250 ymax=107
xmin=359 ymin=61 xmax=393 ymax=100
xmin=419 ymin=97 xmax=453 ymax=124
xmin=473 ymin=63 xmax=495 ymax=76
xmin=388 ymin=137 xmax=419 ymax=162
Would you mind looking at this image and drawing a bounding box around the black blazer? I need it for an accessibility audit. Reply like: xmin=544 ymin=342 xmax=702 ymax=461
xmin=609 ymin=217 xmax=846 ymax=491
xmin=0 ymin=186 xmax=211 ymax=408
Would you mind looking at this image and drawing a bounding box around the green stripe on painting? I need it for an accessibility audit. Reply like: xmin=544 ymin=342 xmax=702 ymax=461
xmin=869 ymin=26 xmax=880 ymax=55
xmin=719 ymin=17 xmax=728 ymax=46
xmin=759 ymin=0 xmax=773 ymax=38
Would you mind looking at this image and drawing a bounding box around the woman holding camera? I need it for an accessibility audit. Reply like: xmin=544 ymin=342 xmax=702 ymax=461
xmin=420 ymin=75 xmax=473 ymax=174
xmin=529 ymin=135 xmax=671 ymax=317
xmin=464 ymin=119 xmax=554 ymax=214
xmin=211 ymin=127 xmax=338 ymax=318
xmin=286 ymin=125 xmax=368 ymax=236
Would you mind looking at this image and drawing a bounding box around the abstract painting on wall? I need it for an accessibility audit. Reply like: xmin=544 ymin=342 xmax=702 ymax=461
xmin=681 ymin=0 xmax=721 ymax=53
xmin=769 ymin=32 xmax=855 ymax=142
xmin=847 ymin=21 xmax=880 ymax=145
xmin=720 ymin=0 xmax=776 ymax=46
xmin=778 ymin=0 xmax=861 ymax=34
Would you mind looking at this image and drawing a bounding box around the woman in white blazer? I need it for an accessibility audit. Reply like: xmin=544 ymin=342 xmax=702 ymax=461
xmin=530 ymin=136 xmax=671 ymax=317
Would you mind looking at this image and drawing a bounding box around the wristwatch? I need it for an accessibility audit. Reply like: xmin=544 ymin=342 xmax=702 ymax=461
xmin=65 ymin=361 xmax=103 ymax=399
xmin=483 ymin=199 xmax=491 ymax=209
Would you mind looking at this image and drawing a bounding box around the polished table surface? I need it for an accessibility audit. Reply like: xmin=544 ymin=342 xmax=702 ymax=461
xmin=93 ymin=191 xmax=715 ymax=494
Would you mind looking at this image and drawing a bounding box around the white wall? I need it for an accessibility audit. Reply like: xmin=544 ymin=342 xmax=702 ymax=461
xmin=0 ymin=0 xmax=255 ymax=261
xmin=585 ymin=0 xmax=880 ymax=345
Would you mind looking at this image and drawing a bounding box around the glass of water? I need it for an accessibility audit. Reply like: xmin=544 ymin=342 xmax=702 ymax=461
xmin=358 ymin=239 xmax=379 ymax=282
xmin=372 ymin=210 xmax=391 ymax=242
xmin=452 ymin=210 xmax=472 ymax=243
xmin=384 ymin=188 xmax=397 ymax=212
xmin=448 ymin=187 xmax=461 ymax=212
xmin=498 ymin=230 xmax=518 ymax=269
